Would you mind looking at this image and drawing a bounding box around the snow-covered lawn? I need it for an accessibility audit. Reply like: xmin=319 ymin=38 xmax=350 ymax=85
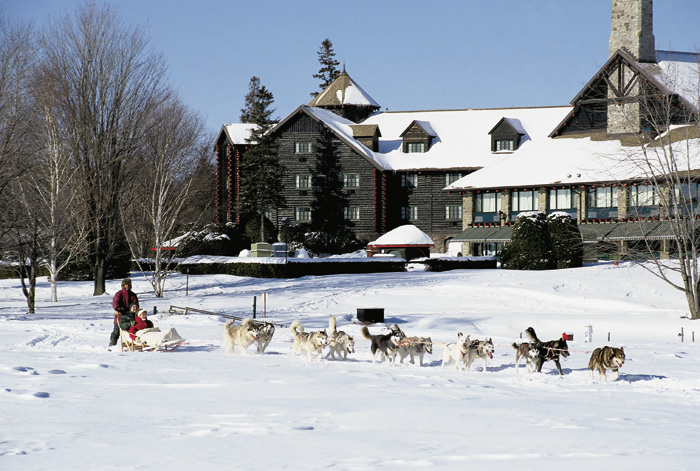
xmin=1 ymin=262 xmax=699 ymax=469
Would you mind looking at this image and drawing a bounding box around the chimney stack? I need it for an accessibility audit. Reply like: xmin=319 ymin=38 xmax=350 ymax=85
xmin=609 ymin=0 xmax=656 ymax=62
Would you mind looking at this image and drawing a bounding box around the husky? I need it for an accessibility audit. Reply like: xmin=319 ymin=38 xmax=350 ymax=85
xmin=222 ymin=318 xmax=258 ymax=354
xmin=361 ymin=324 xmax=406 ymax=365
xmin=326 ymin=315 xmax=355 ymax=360
xmin=255 ymin=322 xmax=275 ymax=354
xmin=588 ymin=346 xmax=625 ymax=381
xmin=512 ymin=342 xmax=540 ymax=373
xmin=525 ymin=327 xmax=570 ymax=375
xmin=436 ymin=333 xmax=471 ymax=370
xmin=466 ymin=338 xmax=494 ymax=372
xmin=398 ymin=336 xmax=433 ymax=366
xmin=290 ymin=320 xmax=327 ymax=361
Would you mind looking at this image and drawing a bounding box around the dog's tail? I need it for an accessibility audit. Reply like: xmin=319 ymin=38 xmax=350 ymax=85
xmin=329 ymin=315 xmax=337 ymax=334
xmin=241 ymin=318 xmax=254 ymax=329
xmin=512 ymin=342 xmax=520 ymax=351
xmin=361 ymin=326 xmax=372 ymax=341
xmin=290 ymin=320 xmax=302 ymax=336
xmin=223 ymin=320 xmax=234 ymax=332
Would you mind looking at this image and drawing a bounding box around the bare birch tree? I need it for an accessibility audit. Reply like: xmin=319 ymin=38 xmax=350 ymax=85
xmin=120 ymin=97 xmax=207 ymax=297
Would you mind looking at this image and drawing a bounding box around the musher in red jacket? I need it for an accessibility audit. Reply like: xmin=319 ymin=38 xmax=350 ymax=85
xmin=109 ymin=278 xmax=139 ymax=347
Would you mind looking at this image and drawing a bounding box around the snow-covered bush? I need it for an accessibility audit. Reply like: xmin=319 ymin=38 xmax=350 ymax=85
xmin=547 ymin=212 xmax=583 ymax=269
xmin=500 ymin=211 xmax=553 ymax=270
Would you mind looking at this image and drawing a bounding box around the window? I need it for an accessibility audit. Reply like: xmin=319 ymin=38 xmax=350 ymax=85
xmin=512 ymin=190 xmax=537 ymax=211
xmin=344 ymin=206 xmax=360 ymax=221
xmin=295 ymin=206 xmax=311 ymax=222
xmin=445 ymin=173 xmax=463 ymax=186
xmin=401 ymin=205 xmax=418 ymax=220
xmin=495 ymin=139 xmax=514 ymax=152
xmin=629 ymin=185 xmax=659 ymax=207
xmin=475 ymin=193 xmax=501 ymax=213
xmin=675 ymin=182 xmax=700 ymax=203
xmin=549 ymin=188 xmax=573 ymax=210
xmin=445 ymin=205 xmax=462 ymax=220
xmin=587 ymin=187 xmax=618 ymax=208
xmin=295 ymin=141 xmax=312 ymax=154
xmin=401 ymin=174 xmax=418 ymax=188
xmin=295 ymin=174 xmax=312 ymax=189
xmin=343 ymin=173 xmax=360 ymax=188
xmin=406 ymin=142 xmax=425 ymax=153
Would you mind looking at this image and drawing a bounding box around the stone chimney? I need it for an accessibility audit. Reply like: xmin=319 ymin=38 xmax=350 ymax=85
xmin=609 ymin=0 xmax=655 ymax=63
xmin=607 ymin=0 xmax=656 ymax=135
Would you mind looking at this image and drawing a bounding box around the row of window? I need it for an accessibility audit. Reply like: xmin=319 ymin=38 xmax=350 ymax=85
xmin=291 ymin=205 xmax=462 ymax=222
xmin=294 ymin=172 xmax=464 ymax=189
xmin=473 ymin=183 xmax=698 ymax=213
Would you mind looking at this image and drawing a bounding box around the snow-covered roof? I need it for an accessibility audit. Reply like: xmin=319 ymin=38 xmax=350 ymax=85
xmin=222 ymin=123 xmax=255 ymax=144
xmin=446 ymin=129 xmax=700 ymax=190
xmin=308 ymin=70 xmax=380 ymax=109
xmin=640 ymin=50 xmax=700 ymax=110
xmin=361 ymin=106 xmax=572 ymax=171
xmin=370 ymin=225 xmax=435 ymax=246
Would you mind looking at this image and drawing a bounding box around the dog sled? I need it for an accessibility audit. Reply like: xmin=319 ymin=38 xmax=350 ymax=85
xmin=118 ymin=325 xmax=186 ymax=352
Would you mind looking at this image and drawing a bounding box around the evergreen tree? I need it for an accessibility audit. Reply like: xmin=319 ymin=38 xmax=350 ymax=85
xmin=500 ymin=212 xmax=554 ymax=270
xmin=311 ymin=38 xmax=340 ymax=98
xmin=239 ymin=76 xmax=283 ymax=241
xmin=547 ymin=212 xmax=583 ymax=269
xmin=310 ymin=127 xmax=350 ymax=235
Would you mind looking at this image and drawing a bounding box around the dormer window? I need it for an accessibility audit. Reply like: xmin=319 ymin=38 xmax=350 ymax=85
xmin=406 ymin=142 xmax=425 ymax=153
xmin=489 ymin=118 xmax=526 ymax=153
xmin=495 ymin=139 xmax=514 ymax=152
xmin=400 ymin=120 xmax=435 ymax=154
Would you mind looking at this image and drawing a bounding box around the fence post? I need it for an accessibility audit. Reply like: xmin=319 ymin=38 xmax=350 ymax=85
xmin=186 ymin=269 xmax=190 ymax=296
xmin=253 ymin=296 xmax=257 ymax=319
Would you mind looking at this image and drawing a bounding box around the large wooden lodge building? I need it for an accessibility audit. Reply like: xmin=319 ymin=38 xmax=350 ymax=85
xmin=215 ymin=0 xmax=700 ymax=259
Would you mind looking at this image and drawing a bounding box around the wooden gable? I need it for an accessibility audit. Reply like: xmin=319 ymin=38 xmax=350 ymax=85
xmin=549 ymin=50 xmax=688 ymax=137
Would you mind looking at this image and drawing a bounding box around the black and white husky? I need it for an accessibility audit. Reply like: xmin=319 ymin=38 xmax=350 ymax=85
xmin=512 ymin=341 xmax=540 ymax=373
xmin=361 ymin=324 xmax=405 ymax=365
xmin=588 ymin=346 xmax=625 ymax=381
xmin=466 ymin=338 xmax=494 ymax=372
xmin=525 ymin=327 xmax=570 ymax=375
xmin=290 ymin=320 xmax=328 ymax=361
xmin=255 ymin=322 xmax=275 ymax=354
xmin=326 ymin=315 xmax=355 ymax=360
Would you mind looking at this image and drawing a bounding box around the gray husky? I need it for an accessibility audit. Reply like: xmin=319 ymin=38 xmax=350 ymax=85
xmin=588 ymin=346 xmax=625 ymax=381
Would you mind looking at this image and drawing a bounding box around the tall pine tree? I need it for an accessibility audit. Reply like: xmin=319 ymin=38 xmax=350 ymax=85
xmin=311 ymin=38 xmax=340 ymax=98
xmin=310 ymin=127 xmax=350 ymax=235
xmin=239 ymin=76 xmax=283 ymax=241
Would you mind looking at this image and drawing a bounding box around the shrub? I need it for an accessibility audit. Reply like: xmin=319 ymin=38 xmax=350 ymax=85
xmin=547 ymin=212 xmax=583 ymax=268
xmin=501 ymin=211 xmax=554 ymax=270
xmin=176 ymin=223 xmax=249 ymax=257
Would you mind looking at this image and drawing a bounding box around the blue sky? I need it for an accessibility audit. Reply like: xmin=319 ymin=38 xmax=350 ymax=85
xmin=3 ymin=0 xmax=700 ymax=136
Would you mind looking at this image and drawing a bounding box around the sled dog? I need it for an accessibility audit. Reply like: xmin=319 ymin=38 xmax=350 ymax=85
xmin=222 ymin=318 xmax=258 ymax=354
xmin=398 ymin=336 xmax=433 ymax=366
xmin=290 ymin=320 xmax=327 ymax=361
xmin=466 ymin=338 xmax=494 ymax=372
xmin=326 ymin=315 xmax=355 ymax=360
xmin=255 ymin=322 xmax=275 ymax=354
xmin=525 ymin=327 xmax=570 ymax=375
xmin=361 ymin=324 xmax=406 ymax=365
xmin=436 ymin=333 xmax=471 ymax=370
xmin=512 ymin=342 xmax=540 ymax=373
xmin=588 ymin=346 xmax=625 ymax=381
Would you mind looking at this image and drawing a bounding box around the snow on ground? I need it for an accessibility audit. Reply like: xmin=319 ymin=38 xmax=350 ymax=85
xmin=1 ymin=262 xmax=700 ymax=470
